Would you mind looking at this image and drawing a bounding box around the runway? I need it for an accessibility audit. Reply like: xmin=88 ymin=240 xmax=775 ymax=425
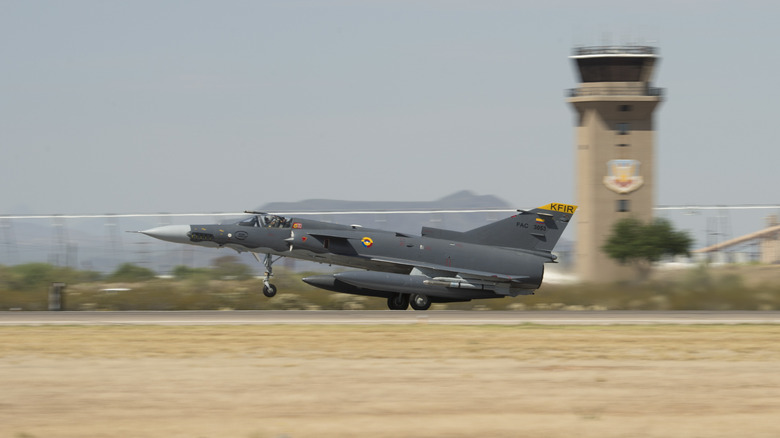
xmin=1 ymin=310 xmax=779 ymax=325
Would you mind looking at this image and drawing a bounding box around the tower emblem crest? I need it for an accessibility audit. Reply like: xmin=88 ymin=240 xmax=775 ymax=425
xmin=604 ymin=159 xmax=643 ymax=194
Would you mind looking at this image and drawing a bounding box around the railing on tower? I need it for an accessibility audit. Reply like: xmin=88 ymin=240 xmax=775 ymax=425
xmin=566 ymin=86 xmax=664 ymax=97
xmin=572 ymin=46 xmax=657 ymax=57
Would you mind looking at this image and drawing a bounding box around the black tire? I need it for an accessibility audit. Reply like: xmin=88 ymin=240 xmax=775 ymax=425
xmin=387 ymin=293 xmax=409 ymax=310
xmin=409 ymin=294 xmax=431 ymax=311
xmin=262 ymin=284 xmax=277 ymax=298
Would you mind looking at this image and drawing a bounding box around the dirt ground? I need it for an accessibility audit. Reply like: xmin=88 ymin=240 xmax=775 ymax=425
xmin=2 ymin=324 xmax=780 ymax=438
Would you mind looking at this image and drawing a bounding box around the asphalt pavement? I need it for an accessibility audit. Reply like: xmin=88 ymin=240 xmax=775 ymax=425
xmin=1 ymin=310 xmax=779 ymax=326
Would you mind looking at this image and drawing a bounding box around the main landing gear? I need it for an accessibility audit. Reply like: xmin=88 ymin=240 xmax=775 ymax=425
xmin=387 ymin=293 xmax=409 ymax=310
xmin=387 ymin=293 xmax=431 ymax=311
xmin=409 ymin=293 xmax=431 ymax=311
xmin=253 ymin=253 xmax=278 ymax=298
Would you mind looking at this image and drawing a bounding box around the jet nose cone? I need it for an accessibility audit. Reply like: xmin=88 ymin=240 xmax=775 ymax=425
xmin=139 ymin=225 xmax=191 ymax=244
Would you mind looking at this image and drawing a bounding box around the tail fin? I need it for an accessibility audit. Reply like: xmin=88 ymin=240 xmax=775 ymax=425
xmin=422 ymin=203 xmax=577 ymax=254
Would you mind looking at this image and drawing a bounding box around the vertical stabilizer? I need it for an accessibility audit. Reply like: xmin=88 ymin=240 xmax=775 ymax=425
xmin=433 ymin=203 xmax=577 ymax=253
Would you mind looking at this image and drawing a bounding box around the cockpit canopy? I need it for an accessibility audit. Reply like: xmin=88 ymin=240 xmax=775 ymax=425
xmin=237 ymin=214 xmax=291 ymax=228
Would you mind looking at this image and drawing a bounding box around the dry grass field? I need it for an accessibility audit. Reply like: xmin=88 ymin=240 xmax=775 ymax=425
xmin=2 ymin=324 xmax=780 ymax=438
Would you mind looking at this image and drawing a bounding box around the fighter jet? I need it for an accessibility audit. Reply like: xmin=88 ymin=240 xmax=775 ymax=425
xmin=138 ymin=203 xmax=576 ymax=310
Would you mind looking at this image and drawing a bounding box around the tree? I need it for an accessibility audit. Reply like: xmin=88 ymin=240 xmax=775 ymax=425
xmin=106 ymin=263 xmax=157 ymax=283
xmin=171 ymin=265 xmax=210 ymax=280
xmin=602 ymin=217 xmax=693 ymax=280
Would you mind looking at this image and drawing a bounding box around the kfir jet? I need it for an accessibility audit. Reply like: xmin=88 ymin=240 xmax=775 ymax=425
xmin=137 ymin=203 xmax=576 ymax=310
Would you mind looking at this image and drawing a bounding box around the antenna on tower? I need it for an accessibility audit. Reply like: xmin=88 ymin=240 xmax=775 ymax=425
xmin=600 ymin=30 xmax=613 ymax=47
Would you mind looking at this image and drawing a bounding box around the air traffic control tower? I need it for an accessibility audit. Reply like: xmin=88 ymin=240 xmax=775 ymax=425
xmin=567 ymin=46 xmax=664 ymax=282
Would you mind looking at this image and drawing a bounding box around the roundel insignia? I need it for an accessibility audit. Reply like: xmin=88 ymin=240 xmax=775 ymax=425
xmin=361 ymin=237 xmax=373 ymax=248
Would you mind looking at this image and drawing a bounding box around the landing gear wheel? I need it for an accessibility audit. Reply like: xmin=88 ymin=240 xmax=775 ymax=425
xmin=409 ymin=294 xmax=431 ymax=311
xmin=387 ymin=293 xmax=409 ymax=310
xmin=262 ymin=283 xmax=277 ymax=298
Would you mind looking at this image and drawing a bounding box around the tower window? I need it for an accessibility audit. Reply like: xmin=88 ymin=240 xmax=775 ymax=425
xmin=616 ymin=200 xmax=630 ymax=212
xmin=616 ymin=143 xmax=629 ymax=147
xmin=616 ymin=123 xmax=630 ymax=135
xmin=619 ymin=105 xmax=633 ymax=112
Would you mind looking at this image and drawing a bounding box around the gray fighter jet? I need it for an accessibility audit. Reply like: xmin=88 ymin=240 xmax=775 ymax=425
xmin=138 ymin=203 xmax=576 ymax=310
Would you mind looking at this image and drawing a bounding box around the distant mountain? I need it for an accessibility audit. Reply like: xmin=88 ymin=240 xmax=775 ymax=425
xmin=258 ymin=191 xmax=513 ymax=236
xmin=259 ymin=190 xmax=510 ymax=213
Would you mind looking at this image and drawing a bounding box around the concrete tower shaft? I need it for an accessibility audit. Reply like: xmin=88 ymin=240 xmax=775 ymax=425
xmin=567 ymin=46 xmax=664 ymax=282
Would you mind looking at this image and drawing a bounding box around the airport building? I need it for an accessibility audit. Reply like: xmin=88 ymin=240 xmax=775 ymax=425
xmin=567 ymin=45 xmax=664 ymax=282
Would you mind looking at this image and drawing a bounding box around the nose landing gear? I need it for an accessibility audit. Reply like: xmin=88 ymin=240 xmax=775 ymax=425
xmin=253 ymin=253 xmax=279 ymax=298
xmin=262 ymin=282 xmax=277 ymax=298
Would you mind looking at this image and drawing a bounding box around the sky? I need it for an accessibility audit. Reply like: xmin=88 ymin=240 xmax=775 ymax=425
xmin=2 ymin=0 xmax=779 ymax=216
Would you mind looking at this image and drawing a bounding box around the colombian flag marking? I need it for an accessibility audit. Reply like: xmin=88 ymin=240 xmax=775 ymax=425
xmin=361 ymin=237 xmax=374 ymax=248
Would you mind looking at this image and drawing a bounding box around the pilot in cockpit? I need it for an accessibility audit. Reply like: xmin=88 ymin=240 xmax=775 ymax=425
xmin=239 ymin=214 xmax=289 ymax=228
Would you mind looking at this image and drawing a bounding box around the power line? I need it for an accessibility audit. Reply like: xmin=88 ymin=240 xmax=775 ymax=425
xmin=2 ymin=204 xmax=779 ymax=220
xmin=656 ymin=204 xmax=780 ymax=211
